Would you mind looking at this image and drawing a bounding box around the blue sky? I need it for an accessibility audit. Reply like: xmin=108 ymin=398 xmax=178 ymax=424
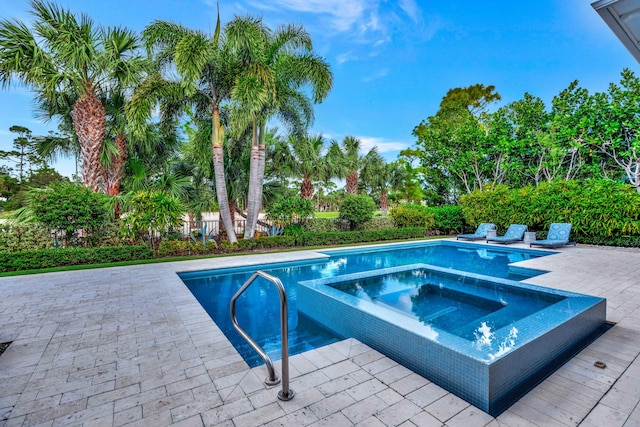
xmin=0 ymin=0 xmax=638 ymax=177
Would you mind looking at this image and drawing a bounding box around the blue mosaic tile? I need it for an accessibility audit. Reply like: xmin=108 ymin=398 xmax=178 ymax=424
xmin=298 ymin=263 xmax=606 ymax=415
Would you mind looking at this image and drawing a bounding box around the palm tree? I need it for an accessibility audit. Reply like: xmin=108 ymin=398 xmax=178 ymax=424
xmin=128 ymin=12 xmax=240 ymax=243
xmin=285 ymin=133 xmax=330 ymax=199
xmin=361 ymin=156 xmax=404 ymax=216
xmin=329 ymin=136 xmax=378 ymax=195
xmin=228 ymin=18 xmax=333 ymax=238
xmin=0 ymin=1 xmax=145 ymax=191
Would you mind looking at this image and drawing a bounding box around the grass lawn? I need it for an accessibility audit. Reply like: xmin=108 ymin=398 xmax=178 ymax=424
xmin=314 ymin=212 xmax=339 ymax=218
xmin=314 ymin=211 xmax=382 ymax=219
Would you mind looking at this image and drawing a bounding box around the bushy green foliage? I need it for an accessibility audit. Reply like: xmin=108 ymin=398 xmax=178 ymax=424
xmin=389 ymin=205 xmax=436 ymax=229
xmin=357 ymin=216 xmax=396 ymax=231
xmin=460 ymin=180 xmax=640 ymax=238
xmin=0 ymin=223 xmax=53 ymax=251
xmin=28 ymin=183 xmax=110 ymax=246
xmin=0 ymin=246 xmax=153 ymax=272
xmin=428 ymin=205 xmax=465 ymax=233
xmin=266 ymin=196 xmax=314 ymax=227
xmin=303 ymin=217 xmax=339 ymax=232
xmin=121 ymin=190 xmax=185 ymax=252
xmin=339 ymin=195 xmax=376 ymax=229
xmin=157 ymin=240 xmax=217 ymax=257
xmin=283 ymin=223 xmax=305 ymax=238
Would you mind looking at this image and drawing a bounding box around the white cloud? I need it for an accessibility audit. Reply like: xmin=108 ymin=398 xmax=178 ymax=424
xmin=268 ymin=0 xmax=367 ymax=32
xmin=399 ymin=0 xmax=421 ymax=24
xmin=336 ymin=51 xmax=356 ymax=64
xmin=357 ymin=136 xmax=411 ymax=153
xmin=362 ymin=68 xmax=388 ymax=82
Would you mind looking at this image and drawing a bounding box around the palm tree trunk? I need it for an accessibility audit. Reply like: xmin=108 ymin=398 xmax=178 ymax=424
xmin=380 ymin=189 xmax=388 ymax=216
xmin=300 ymin=177 xmax=313 ymax=199
xmin=72 ymin=85 xmax=106 ymax=192
xmin=212 ymin=105 xmax=237 ymax=243
xmin=244 ymin=145 xmax=259 ymax=239
xmin=105 ymin=133 xmax=127 ymax=197
xmin=244 ymin=122 xmax=266 ymax=239
xmin=346 ymin=170 xmax=358 ymax=195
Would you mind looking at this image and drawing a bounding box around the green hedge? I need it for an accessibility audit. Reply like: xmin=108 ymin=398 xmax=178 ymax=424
xmin=304 ymin=217 xmax=339 ymax=232
xmin=299 ymin=227 xmax=425 ymax=246
xmin=389 ymin=205 xmax=436 ymax=229
xmin=428 ymin=205 xmax=465 ymax=233
xmin=0 ymin=223 xmax=53 ymax=252
xmin=460 ymin=179 xmax=640 ymax=239
xmin=157 ymin=240 xmax=217 ymax=257
xmin=0 ymin=245 xmax=154 ymax=272
xmin=357 ymin=216 xmax=396 ymax=231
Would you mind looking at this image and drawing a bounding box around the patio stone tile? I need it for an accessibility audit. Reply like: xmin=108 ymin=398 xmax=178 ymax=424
xmin=309 ymin=391 xmax=357 ymax=419
xmin=405 ymin=382 xmax=448 ymax=409
xmin=202 ymin=397 xmax=255 ymax=425
xmin=354 ymin=415 xmax=386 ymax=426
xmin=374 ymin=399 xmax=422 ymax=426
xmin=445 ymin=405 xmax=500 ymax=427
xmin=409 ymin=410 xmax=445 ymax=427
xmin=340 ymin=394 xmax=387 ymax=424
xmin=374 ymin=388 xmax=403 ymax=406
xmin=388 ymin=373 xmax=430 ymax=396
xmin=344 ymin=378 xmax=387 ymax=402
xmin=113 ymin=405 xmax=143 ymax=426
xmin=232 ymin=401 xmax=286 ymax=426
xmin=424 ymin=394 xmax=470 ymax=423
xmin=308 ymin=411 xmax=354 ymax=426
xmin=579 ymin=403 xmax=629 ymax=427
xmin=264 ymin=407 xmax=320 ymax=427
xmin=276 ymin=387 xmax=325 ymax=414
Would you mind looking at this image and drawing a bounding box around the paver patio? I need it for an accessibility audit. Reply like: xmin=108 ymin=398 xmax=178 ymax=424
xmin=0 ymin=240 xmax=639 ymax=426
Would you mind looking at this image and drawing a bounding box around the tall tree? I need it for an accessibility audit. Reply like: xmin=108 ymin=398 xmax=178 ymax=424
xmin=589 ymin=69 xmax=640 ymax=193
xmin=228 ymin=18 xmax=333 ymax=238
xmin=329 ymin=136 xmax=378 ymax=195
xmin=0 ymin=1 xmax=145 ymax=191
xmin=412 ymin=84 xmax=501 ymax=195
xmin=285 ymin=133 xmax=330 ymax=200
xmin=129 ymin=12 xmax=240 ymax=243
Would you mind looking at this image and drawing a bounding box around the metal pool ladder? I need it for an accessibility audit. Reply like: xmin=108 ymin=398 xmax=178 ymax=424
xmin=230 ymin=270 xmax=295 ymax=401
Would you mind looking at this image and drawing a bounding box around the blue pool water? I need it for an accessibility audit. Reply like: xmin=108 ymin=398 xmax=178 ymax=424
xmin=179 ymin=241 xmax=548 ymax=367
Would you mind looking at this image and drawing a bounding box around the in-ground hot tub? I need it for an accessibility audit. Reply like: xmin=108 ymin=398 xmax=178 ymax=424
xmin=297 ymin=264 xmax=606 ymax=416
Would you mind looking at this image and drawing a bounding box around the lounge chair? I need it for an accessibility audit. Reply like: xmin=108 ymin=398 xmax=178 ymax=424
xmin=457 ymin=223 xmax=496 ymax=241
xmin=487 ymin=224 xmax=527 ymax=244
xmin=530 ymin=223 xmax=577 ymax=249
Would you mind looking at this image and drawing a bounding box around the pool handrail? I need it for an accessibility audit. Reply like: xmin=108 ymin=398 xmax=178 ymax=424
xmin=230 ymin=270 xmax=295 ymax=401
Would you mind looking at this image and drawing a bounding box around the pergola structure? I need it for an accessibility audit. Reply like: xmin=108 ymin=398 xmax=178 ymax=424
xmin=593 ymin=0 xmax=640 ymax=61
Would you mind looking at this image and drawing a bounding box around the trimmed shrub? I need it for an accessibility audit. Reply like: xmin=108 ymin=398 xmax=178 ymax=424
xmin=428 ymin=205 xmax=465 ymax=233
xmin=299 ymin=227 xmax=425 ymax=246
xmin=255 ymin=236 xmax=297 ymax=249
xmin=0 ymin=245 xmax=153 ymax=272
xmin=339 ymin=195 xmax=376 ymax=229
xmin=157 ymin=240 xmax=217 ymax=257
xmin=0 ymin=223 xmax=53 ymax=252
xmin=304 ymin=218 xmax=339 ymax=233
xmin=390 ymin=205 xmax=436 ymax=229
xmin=357 ymin=216 xmax=396 ymax=231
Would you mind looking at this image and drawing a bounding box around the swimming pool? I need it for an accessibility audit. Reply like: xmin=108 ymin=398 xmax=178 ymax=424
xmin=179 ymin=240 xmax=549 ymax=367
